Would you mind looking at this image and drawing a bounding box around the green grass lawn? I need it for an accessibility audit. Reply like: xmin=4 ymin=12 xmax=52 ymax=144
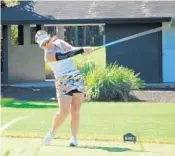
xmin=73 ymin=47 xmax=106 ymax=67
xmin=1 ymin=98 xmax=175 ymax=144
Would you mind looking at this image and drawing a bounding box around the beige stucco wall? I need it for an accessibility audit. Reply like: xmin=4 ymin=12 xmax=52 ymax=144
xmin=7 ymin=25 xmax=45 ymax=83
xmin=8 ymin=44 xmax=45 ymax=83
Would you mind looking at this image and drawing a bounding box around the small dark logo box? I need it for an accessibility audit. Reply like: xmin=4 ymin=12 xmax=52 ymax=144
xmin=123 ymin=133 xmax=137 ymax=143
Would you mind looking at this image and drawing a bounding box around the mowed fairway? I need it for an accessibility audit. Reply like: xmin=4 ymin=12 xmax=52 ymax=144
xmin=1 ymin=99 xmax=175 ymax=156
xmin=1 ymin=99 xmax=175 ymax=143
xmin=1 ymin=137 xmax=175 ymax=156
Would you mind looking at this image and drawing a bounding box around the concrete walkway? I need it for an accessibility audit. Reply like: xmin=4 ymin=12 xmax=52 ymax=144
xmin=1 ymin=137 xmax=175 ymax=156
xmin=2 ymin=81 xmax=175 ymax=89
xmin=1 ymin=80 xmax=55 ymax=87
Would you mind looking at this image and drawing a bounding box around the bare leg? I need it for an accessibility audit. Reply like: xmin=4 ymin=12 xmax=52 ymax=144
xmin=70 ymin=93 xmax=85 ymax=138
xmin=44 ymin=95 xmax=72 ymax=145
xmin=51 ymin=95 xmax=72 ymax=133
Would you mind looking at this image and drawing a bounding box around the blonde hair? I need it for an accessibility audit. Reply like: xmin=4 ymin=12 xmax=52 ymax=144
xmin=51 ymin=35 xmax=58 ymax=42
xmin=35 ymin=30 xmax=47 ymax=42
xmin=35 ymin=30 xmax=58 ymax=47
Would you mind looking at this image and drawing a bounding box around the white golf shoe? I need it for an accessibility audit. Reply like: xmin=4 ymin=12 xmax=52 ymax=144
xmin=69 ymin=137 xmax=78 ymax=147
xmin=44 ymin=131 xmax=55 ymax=145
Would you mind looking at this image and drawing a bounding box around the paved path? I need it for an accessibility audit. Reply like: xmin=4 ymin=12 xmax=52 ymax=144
xmin=1 ymin=137 xmax=175 ymax=156
xmin=2 ymin=81 xmax=175 ymax=89
xmin=2 ymin=85 xmax=175 ymax=102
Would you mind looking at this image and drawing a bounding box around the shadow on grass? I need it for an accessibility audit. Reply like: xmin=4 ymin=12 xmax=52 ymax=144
xmin=77 ymin=145 xmax=132 ymax=152
xmin=51 ymin=144 xmax=132 ymax=153
xmin=1 ymin=98 xmax=57 ymax=109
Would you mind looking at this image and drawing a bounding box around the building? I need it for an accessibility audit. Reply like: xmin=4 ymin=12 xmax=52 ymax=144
xmin=1 ymin=1 xmax=175 ymax=84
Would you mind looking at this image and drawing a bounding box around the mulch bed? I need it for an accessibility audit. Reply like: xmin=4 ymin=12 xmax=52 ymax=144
xmin=1 ymin=86 xmax=175 ymax=103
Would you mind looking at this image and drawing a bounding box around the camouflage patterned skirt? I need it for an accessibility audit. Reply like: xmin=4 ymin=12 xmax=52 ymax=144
xmin=55 ymin=69 xmax=87 ymax=98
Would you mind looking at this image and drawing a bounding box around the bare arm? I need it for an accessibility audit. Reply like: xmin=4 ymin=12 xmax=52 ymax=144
xmin=45 ymin=40 xmax=93 ymax=62
xmin=45 ymin=48 xmax=84 ymax=62
xmin=60 ymin=39 xmax=94 ymax=56
xmin=45 ymin=52 xmax=57 ymax=62
xmin=45 ymin=40 xmax=75 ymax=62
xmin=59 ymin=39 xmax=75 ymax=51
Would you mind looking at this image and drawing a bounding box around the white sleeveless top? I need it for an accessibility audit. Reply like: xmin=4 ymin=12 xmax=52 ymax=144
xmin=44 ymin=40 xmax=78 ymax=78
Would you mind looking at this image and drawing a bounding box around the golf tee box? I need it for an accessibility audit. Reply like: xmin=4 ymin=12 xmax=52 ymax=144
xmin=123 ymin=133 xmax=137 ymax=144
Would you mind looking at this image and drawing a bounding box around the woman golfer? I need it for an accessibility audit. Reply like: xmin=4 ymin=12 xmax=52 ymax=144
xmin=35 ymin=30 xmax=93 ymax=146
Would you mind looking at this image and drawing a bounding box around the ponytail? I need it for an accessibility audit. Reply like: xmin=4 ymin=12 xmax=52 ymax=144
xmin=51 ymin=36 xmax=59 ymax=42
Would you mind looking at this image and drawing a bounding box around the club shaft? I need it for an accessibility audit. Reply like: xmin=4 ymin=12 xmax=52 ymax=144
xmin=93 ymin=24 xmax=170 ymax=52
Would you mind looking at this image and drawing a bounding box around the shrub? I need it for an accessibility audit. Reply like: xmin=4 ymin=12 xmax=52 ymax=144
xmin=45 ymin=63 xmax=55 ymax=79
xmin=45 ymin=63 xmax=52 ymax=73
xmin=84 ymin=64 xmax=144 ymax=101
xmin=11 ymin=26 xmax=18 ymax=46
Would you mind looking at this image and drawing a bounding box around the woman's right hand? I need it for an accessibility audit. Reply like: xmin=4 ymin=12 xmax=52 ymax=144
xmin=83 ymin=47 xmax=94 ymax=55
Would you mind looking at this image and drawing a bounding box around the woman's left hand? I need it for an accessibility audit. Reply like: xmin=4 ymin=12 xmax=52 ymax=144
xmin=83 ymin=47 xmax=93 ymax=55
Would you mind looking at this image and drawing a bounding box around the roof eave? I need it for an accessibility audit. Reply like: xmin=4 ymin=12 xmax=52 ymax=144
xmin=1 ymin=17 xmax=172 ymax=25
